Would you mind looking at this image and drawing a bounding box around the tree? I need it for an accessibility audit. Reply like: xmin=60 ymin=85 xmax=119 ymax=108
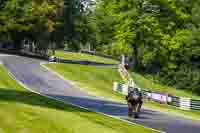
xmin=0 ymin=0 xmax=63 ymax=52
xmin=87 ymin=0 xmax=200 ymax=94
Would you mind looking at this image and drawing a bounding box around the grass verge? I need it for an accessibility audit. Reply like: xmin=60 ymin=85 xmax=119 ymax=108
xmin=0 ymin=65 xmax=156 ymax=133
xmin=45 ymin=63 xmax=200 ymax=121
xmin=54 ymin=50 xmax=119 ymax=64
xmin=130 ymin=72 xmax=200 ymax=99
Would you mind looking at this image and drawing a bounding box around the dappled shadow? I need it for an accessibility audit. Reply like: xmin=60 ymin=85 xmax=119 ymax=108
xmin=0 ymin=88 xmax=89 ymax=113
xmin=47 ymin=94 xmax=155 ymax=119
xmin=0 ymin=88 xmax=154 ymax=120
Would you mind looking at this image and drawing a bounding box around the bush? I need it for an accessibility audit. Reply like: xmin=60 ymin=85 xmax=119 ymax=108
xmin=159 ymin=64 xmax=200 ymax=95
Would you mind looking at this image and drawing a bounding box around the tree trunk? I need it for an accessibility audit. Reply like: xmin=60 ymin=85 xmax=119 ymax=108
xmin=130 ymin=42 xmax=139 ymax=70
xmin=52 ymin=42 xmax=55 ymax=55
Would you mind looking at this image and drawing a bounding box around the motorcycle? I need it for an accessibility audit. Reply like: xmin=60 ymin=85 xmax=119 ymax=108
xmin=126 ymin=87 xmax=143 ymax=118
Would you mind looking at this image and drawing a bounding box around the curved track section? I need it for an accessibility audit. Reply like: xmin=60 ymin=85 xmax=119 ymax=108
xmin=1 ymin=54 xmax=200 ymax=133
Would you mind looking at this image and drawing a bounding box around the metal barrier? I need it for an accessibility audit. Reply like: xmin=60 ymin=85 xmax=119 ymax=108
xmin=168 ymin=96 xmax=180 ymax=108
xmin=191 ymin=99 xmax=200 ymax=110
xmin=113 ymin=82 xmax=200 ymax=111
xmin=0 ymin=49 xmax=49 ymax=60
xmin=49 ymin=56 xmax=117 ymax=67
xmin=114 ymin=63 xmax=200 ymax=111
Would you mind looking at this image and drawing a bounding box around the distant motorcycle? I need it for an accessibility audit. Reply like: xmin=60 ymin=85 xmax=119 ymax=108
xmin=126 ymin=87 xmax=143 ymax=118
xmin=49 ymin=56 xmax=57 ymax=62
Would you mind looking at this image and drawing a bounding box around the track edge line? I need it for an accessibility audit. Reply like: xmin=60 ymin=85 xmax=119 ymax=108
xmin=1 ymin=62 xmax=164 ymax=133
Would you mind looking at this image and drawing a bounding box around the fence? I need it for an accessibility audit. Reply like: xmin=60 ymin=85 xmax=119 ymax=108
xmin=114 ymin=64 xmax=200 ymax=111
xmin=50 ymin=57 xmax=117 ymax=67
xmin=64 ymin=50 xmax=120 ymax=61
xmin=113 ymin=82 xmax=200 ymax=111
xmin=0 ymin=49 xmax=49 ymax=61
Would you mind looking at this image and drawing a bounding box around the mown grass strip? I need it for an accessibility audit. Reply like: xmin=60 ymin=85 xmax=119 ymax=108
xmin=0 ymin=65 xmax=156 ymax=133
xmin=45 ymin=63 xmax=200 ymax=120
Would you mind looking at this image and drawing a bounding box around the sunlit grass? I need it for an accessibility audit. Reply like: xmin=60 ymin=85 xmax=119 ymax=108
xmin=46 ymin=63 xmax=200 ymax=120
xmin=130 ymin=72 xmax=200 ymax=100
xmin=54 ymin=50 xmax=119 ymax=64
xmin=0 ymin=65 xmax=155 ymax=133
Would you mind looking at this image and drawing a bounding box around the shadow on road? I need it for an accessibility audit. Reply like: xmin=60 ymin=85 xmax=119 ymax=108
xmin=0 ymin=88 xmax=89 ymax=113
xmin=1 ymin=88 xmax=200 ymax=133
xmin=0 ymin=88 xmax=156 ymax=119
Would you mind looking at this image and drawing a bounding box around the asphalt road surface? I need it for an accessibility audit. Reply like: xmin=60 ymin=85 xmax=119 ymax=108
xmin=1 ymin=54 xmax=200 ymax=133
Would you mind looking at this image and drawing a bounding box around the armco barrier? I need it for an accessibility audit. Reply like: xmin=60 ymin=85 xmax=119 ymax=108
xmin=113 ymin=82 xmax=200 ymax=111
xmin=115 ymin=63 xmax=200 ymax=111
xmin=64 ymin=50 xmax=120 ymax=61
xmin=0 ymin=49 xmax=49 ymax=60
xmin=191 ymin=99 xmax=200 ymax=110
xmin=54 ymin=57 xmax=117 ymax=67
xmin=169 ymin=96 xmax=180 ymax=108
xmin=180 ymin=97 xmax=191 ymax=110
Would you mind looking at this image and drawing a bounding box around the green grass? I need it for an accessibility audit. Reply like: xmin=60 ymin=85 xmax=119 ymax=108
xmin=46 ymin=63 xmax=124 ymax=101
xmin=46 ymin=63 xmax=200 ymax=120
xmin=130 ymin=72 xmax=200 ymax=100
xmin=54 ymin=50 xmax=119 ymax=64
xmin=0 ymin=65 xmax=155 ymax=133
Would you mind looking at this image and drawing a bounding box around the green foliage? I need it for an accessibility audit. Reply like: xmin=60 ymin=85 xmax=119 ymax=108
xmin=46 ymin=63 xmax=200 ymax=120
xmin=0 ymin=0 xmax=64 ymax=51
xmin=63 ymin=0 xmax=96 ymax=51
xmin=0 ymin=0 xmax=92 ymax=52
xmin=0 ymin=0 xmax=199 ymax=95
xmin=87 ymin=0 xmax=200 ymax=95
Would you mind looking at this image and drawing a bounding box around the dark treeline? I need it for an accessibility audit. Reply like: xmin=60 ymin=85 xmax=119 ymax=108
xmin=0 ymin=0 xmax=65 ymax=55
xmin=0 ymin=0 xmax=200 ymax=95
xmin=0 ymin=0 xmax=94 ymax=54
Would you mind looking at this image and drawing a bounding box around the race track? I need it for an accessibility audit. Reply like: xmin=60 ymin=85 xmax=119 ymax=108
xmin=1 ymin=54 xmax=200 ymax=133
